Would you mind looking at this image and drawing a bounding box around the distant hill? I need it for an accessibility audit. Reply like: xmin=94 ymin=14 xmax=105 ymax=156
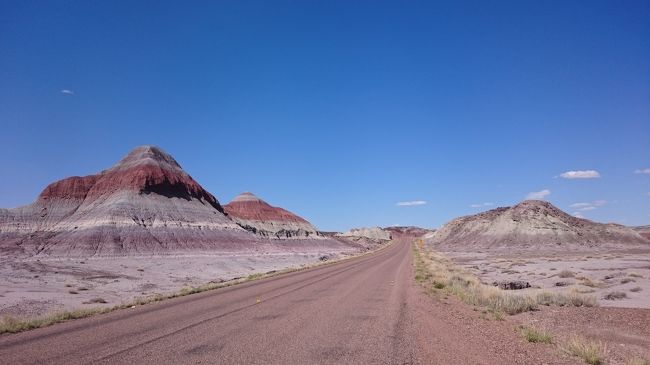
xmin=223 ymin=192 xmax=321 ymax=239
xmin=426 ymin=200 xmax=649 ymax=250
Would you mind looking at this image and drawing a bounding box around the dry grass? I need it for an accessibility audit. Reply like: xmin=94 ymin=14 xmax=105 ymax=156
xmin=520 ymin=326 xmax=553 ymax=344
xmin=628 ymin=273 xmax=643 ymax=278
xmin=564 ymin=336 xmax=607 ymax=365
xmin=412 ymin=245 xmax=597 ymax=315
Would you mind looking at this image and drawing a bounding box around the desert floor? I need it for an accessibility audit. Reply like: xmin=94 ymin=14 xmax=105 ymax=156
xmin=0 ymin=249 xmax=354 ymax=318
xmin=448 ymin=249 xmax=650 ymax=309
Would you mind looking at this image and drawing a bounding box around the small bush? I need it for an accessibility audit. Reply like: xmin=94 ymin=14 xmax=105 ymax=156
xmin=628 ymin=273 xmax=643 ymax=278
xmin=521 ymin=326 xmax=553 ymax=344
xmin=558 ymin=270 xmax=575 ymax=278
xmin=86 ymin=298 xmax=107 ymax=304
xmin=621 ymin=278 xmax=635 ymax=284
xmin=630 ymin=287 xmax=642 ymax=293
xmin=564 ymin=336 xmax=607 ymax=365
xmin=68 ymin=290 xmax=79 ymax=294
xmin=603 ymin=291 xmax=627 ymax=300
xmin=433 ymin=281 xmax=445 ymax=289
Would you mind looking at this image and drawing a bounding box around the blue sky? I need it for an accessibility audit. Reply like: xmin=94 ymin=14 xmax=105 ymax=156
xmin=1 ymin=1 xmax=648 ymax=231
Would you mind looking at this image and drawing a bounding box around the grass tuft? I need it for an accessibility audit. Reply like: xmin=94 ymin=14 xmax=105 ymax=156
xmin=564 ymin=336 xmax=607 ymax=365
xmin=520 ymin=326 xmax=553 ymax=344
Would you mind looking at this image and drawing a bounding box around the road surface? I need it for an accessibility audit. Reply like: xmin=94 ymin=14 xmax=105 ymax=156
xmin=0 ymin=237 xmax=578 ymax=364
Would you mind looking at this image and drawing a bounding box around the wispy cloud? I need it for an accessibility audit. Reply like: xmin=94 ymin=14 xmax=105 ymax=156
xmin=526 ymin=189 xmax=550 ymax=200
xmin=569 ymin=200 xmax=606 ymax=212
xmin=634 ymin=168 xmax=650 ymax=174
xmin=396 ymin=200 xmax=427 ymax=206
xmin=470 ymin=202 xmax=494 ymax=208
xmin=559 ymin=170 xmax=600 ymax=179
xmin=61 ymin=89 xmax=75 ymax=95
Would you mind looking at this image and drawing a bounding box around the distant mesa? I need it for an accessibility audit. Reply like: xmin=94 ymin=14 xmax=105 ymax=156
xmin=223 ymin=192 xmax=320 ymax=239
xmin=426 ymin=200 xmax=649 ymax=251
xmin=0 ymin=145 xmax=252 ymax=256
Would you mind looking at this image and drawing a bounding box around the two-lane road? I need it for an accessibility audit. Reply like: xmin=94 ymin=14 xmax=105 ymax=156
xmin=0 ymin=239 xmax=418 ymax=364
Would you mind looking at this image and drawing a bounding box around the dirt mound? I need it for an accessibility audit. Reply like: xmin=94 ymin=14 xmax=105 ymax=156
xmin=0 ymin=146 xmax=256 ymax=256
xmin=223 ymin=192 xmax=321 ymax=239
xmin=426 ymin=200 xmax=649 ymax=251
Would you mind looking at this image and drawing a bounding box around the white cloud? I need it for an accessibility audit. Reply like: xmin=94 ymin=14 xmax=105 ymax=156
xmin=396 ymin=200 xmax=427 ymax=206
xmin=634 ymin=168 xmax=650 ymax=174
xmin=470 ymin=202 xmax=494 ymax=208
xmin=569 ymin=200 xmax=606 ymax=213
xmin=61 ymin=89 xmax=74 ymax=95
xmin=570 ymin=202 xmax=590 ymax=208
xmin=559 ymin=170 xmax=600 ymax=179
xmin=526 ymin=189 xmax=551 ymax=200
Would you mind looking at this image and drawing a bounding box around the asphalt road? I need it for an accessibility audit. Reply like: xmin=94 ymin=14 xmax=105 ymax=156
xmin=0 ymin=238 xmax=418 ymax=364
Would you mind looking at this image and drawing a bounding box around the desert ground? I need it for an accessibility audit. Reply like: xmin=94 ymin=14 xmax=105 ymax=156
xmin=449 ymin=249 xmax=650 ymax=309
xmin=427 ymin=248 xmax=650 ymax=364
xmin=0 ymin=247 xmax=356 ymax=319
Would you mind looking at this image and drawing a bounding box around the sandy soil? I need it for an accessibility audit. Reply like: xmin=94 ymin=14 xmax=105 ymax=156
xmin=447 ymin=249 xmax=650 ymax=309
xmin=0 ymin=248 xmax=355 ymax=319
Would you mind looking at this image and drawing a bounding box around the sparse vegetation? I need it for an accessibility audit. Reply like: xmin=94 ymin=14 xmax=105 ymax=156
xmin=412 ymin=244 xmax=597 ymax=315
xmin=629 ymin=287 xmax=642 ymax=293
xmin=628 ymin=273 xmax=643 ymax=278
xmin=68 ymin=290 xmax=79 ymax=294
xmin=520 ymin=326 xmax=553 ymax=344
xmin=564 ymin=336 xmax=607 ymax=365
xmin=621 ymin=278 xmax=635 ymax=284
xmin=603 ymin=291 xmax=627 ymax=300
xmin=84 ymin=298 xmax=107 ymax=304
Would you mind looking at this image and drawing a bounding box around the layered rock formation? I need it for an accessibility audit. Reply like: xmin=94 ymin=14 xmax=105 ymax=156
xmin=223 ymin=192 xmax=321 ymax=239
xmin=426 ymin=200 xmax=649 ymax=250
xmin=0 ymin=146 xmax=254 ymax=256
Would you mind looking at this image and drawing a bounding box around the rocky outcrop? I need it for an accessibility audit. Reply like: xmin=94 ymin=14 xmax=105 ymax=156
xmin=0 ymin=146 xmax=255 ymax=256
xmin=426 ymin=200 xmax=649 ymax=251
xmin=223 ymin=192 xmax=321 ymax=239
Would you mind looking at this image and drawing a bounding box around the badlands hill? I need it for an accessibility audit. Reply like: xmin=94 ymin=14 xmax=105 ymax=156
xmin=0 ymin=146 xmax=256 ymax=256
xmin=223 ymin=192 xmax=320 ymax=239
xmin=426 ymin=200 xmax=649 ymax=250
xmin=337 ymin=227 xmax=392 ymax=241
